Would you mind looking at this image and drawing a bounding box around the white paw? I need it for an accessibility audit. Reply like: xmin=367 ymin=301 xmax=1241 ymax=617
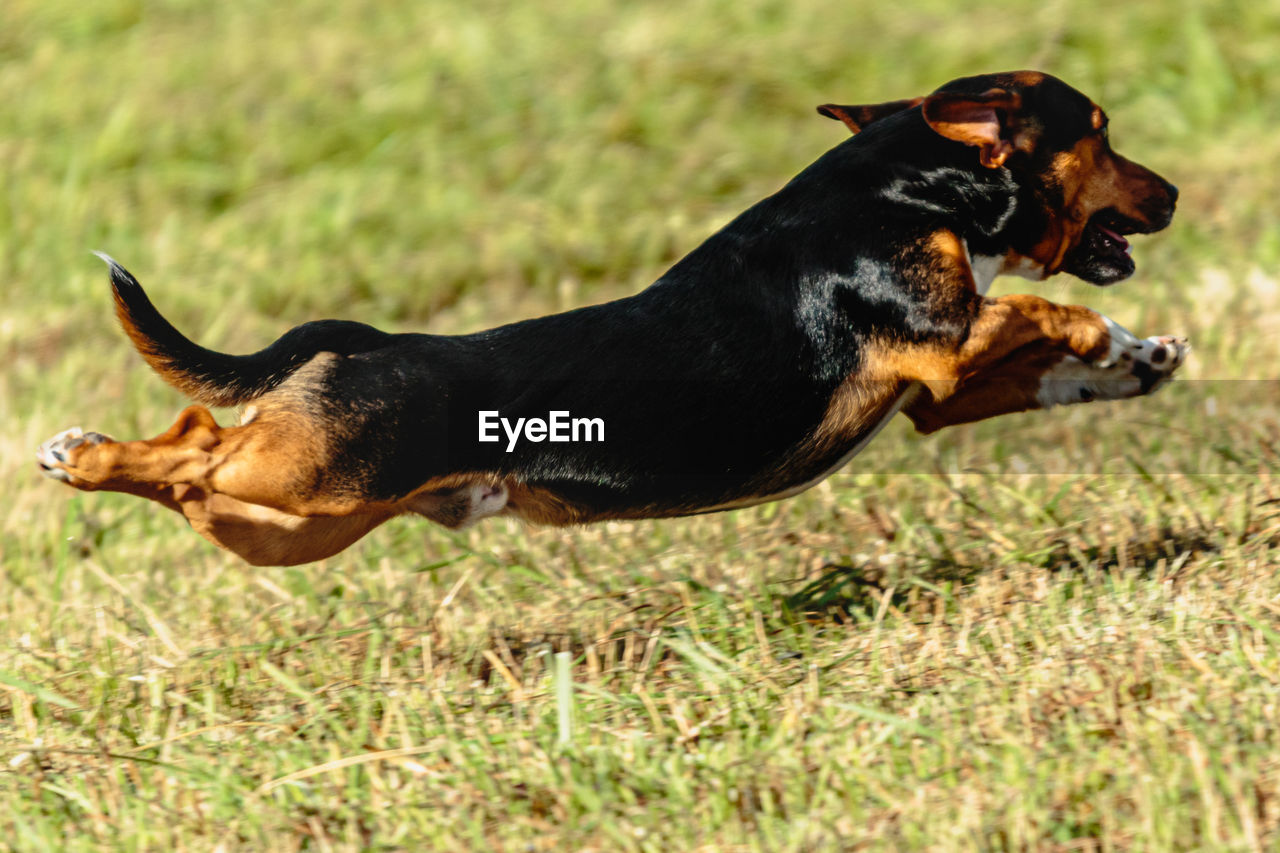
xmin=37 ymin=427 xmax=111 ymax=483
xmin=1037 ymin=320 xmax=1188 ymax=408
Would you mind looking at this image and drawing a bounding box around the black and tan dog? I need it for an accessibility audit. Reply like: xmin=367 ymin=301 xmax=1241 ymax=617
xmin=39 ymin=71 xmax=1186 ymax=566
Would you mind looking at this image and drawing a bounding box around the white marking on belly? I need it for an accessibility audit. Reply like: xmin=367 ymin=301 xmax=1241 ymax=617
xmin=467 ymin=483 xmax=511 ymax=522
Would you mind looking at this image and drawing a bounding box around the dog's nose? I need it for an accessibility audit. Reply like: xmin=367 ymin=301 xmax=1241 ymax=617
xmin=1164 ymin=181 xmax=1179 ymax=205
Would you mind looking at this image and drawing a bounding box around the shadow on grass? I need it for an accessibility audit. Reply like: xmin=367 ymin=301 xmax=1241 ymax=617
xmin=782 ymin=519 xmax=1275 ymax=623
xmin=782 ymin=563 xmax=903 ymax=623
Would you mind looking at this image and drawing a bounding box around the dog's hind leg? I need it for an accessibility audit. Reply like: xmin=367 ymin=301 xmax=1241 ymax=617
xmin=37 ymin=404 xmax=366 ymax=512
xmin=37 ymin=404 xmax=396 ymax=563
xmin=172 ymin=491 xmax=394 ymax=566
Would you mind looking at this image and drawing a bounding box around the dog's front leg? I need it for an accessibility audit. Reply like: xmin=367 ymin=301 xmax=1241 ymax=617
xmin=900 ymin=296 xmax=1187 ymax=433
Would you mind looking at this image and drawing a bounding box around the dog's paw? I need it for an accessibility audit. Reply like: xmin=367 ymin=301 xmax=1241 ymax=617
xmin=1037 ymin=323 xmax=1189 ymax=408
xmin=1110 ymin=333 xmax=1189 ymax=395
xmin=37 ymin=427 xmax=112 ymax=484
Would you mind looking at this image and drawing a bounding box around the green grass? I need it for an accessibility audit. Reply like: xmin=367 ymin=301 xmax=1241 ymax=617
xmin=4 ymin=0 xmax=1280 ymax=849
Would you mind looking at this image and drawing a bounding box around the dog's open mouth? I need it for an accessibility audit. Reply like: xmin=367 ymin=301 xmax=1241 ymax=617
xmin=1063 ymin=209 xmax=1143 ymax=285
xmin=1092 ymin=214 xmax=1133 ymax=258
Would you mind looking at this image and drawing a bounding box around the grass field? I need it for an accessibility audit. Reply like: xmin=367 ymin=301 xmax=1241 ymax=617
xmin=4 ymin=0 xmax=1280 ymax=849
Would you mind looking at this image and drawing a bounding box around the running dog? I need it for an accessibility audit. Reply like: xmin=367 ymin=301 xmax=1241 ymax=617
xmin=38 ymin=71 xmax=1186 ymax=565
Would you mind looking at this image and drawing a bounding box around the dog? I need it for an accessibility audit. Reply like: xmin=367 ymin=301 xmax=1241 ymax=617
xmin=38 ymin=71 xmax=1186 ymax=566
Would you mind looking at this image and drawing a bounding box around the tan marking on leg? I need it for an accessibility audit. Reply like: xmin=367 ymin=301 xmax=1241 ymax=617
xmin=41 ymin=403 xmax=365 ymax=517
xmin=904 ymin=342 xmax=1068 ymax=433
xmin=864 ymin=294 xmax=1111 ymax=401
xmin=171 ymin=485 xmax=395 ymax=566
xmin=902 ymin=311 xmax=1187 ymax=433
xmin=843 ymin=294 xmax=1111 ymax=432
xmin=793 ymin=240 xmax=1095 ymax=450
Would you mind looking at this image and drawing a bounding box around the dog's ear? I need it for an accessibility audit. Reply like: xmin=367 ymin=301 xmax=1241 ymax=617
xmin=921 ymin=88 xmax=1028 ymax=168
xmin=816 ymin=97 xmax=923 ymax=135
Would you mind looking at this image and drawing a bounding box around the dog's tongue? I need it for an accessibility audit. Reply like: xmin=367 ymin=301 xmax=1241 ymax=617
xmin=1097 ymin=224 xmax=1131 ymax=255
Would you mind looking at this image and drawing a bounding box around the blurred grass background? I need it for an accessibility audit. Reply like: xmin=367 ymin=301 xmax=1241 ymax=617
xmin=3 ymin=0 xmax=1280 ymax=849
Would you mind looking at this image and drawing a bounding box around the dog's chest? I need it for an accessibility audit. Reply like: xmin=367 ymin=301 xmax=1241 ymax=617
xmin=968 ymin=251 xmax=1002 ymax=295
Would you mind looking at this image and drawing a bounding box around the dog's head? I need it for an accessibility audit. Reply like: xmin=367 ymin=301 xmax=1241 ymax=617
xmin=819 ymin=71 xmax=1178 ymax=285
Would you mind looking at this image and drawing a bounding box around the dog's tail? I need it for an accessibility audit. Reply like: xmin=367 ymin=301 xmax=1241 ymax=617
xmin=96 ymin=253 xmax=393 ymax=407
